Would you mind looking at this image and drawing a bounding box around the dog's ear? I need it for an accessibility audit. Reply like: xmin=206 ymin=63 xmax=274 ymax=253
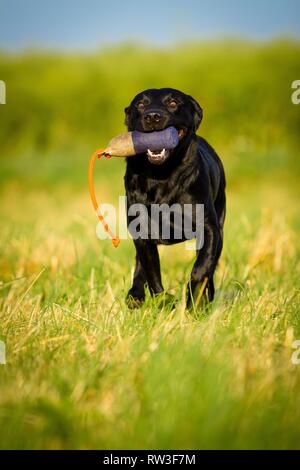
xmin=124 ymin=106 xmax=131 ymax=128
xmin=188 ymin=95 xmax=203 ymax=132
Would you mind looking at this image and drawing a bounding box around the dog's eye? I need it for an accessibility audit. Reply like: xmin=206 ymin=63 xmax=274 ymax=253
xmin=137 ymin=101 xmax=145 ymax=110
xmin=169 ymin=99 xmax=178 ymax=109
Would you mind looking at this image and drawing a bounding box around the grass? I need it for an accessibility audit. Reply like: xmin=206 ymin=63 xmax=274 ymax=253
xmin=0 ymin=40 xmax=300 ymax=449
xmin=0 ymin=174 xmax=299 ymax=450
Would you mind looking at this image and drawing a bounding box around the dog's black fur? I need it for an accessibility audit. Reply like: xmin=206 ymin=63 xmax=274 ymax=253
xmin=124 ymin=88 xmax=226 ymax=308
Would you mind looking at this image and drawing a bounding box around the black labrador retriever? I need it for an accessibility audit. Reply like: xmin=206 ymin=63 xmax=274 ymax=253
xmin=124 ymin=88 xmax=226 ymax=308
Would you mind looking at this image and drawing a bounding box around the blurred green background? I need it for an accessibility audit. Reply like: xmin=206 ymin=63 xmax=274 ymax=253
xmin=1 ymin=0 xmax=300 ymax=452
xmin=1 ymin=40 xmax=300 ymax=193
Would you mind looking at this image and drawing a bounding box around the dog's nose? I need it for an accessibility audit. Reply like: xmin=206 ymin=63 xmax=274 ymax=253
xmin=145 ymin=112 xmax=162 ymax=124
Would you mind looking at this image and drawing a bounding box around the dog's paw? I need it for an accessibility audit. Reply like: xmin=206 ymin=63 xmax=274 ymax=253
xmin=126 ymin=293 xmax=145 ymax=310
xmin=186 ymin=278 xmax=214 ymax=311
xmin=153 ymin=292 xmax=177 ymax=309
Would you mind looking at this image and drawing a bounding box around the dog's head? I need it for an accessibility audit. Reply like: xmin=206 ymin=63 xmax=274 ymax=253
xmin=125 ymin=88 xmax=203 ymax=165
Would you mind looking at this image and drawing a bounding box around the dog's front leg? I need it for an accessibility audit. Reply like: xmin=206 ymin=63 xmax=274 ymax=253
xmin=187 ymin=220 xmax=222 ymax=308
xmin=127 ymin=240 xmax=164 ymax=308
xmin=126 ymin=253 xmax=147 ymax=308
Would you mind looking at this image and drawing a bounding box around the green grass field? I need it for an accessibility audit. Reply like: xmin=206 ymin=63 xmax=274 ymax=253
xmin=0 ymin=40 xmax=300 ymax=449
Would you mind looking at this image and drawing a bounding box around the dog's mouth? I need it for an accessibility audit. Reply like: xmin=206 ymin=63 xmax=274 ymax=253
xmin=146 ymin=148 xmax=170 ymax=165
xmin=146 ymin=128 xmax=187 ymax=165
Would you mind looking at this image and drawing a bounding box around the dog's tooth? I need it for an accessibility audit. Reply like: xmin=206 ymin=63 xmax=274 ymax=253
xmin=147 ymin=148 xmax=168 ymax=159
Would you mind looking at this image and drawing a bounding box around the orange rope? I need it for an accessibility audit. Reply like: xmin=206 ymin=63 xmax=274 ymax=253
xmin=88 ymin=148 xmax=120 ymax=248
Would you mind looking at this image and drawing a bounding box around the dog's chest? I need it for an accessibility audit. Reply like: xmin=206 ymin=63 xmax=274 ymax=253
xmin=125 ymin=155 xmax=201 ymax=207
xmin=129 ymin=173 xmax=190 ymax=206
xmin=143 ymin=177 xmax=172 ymax=204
